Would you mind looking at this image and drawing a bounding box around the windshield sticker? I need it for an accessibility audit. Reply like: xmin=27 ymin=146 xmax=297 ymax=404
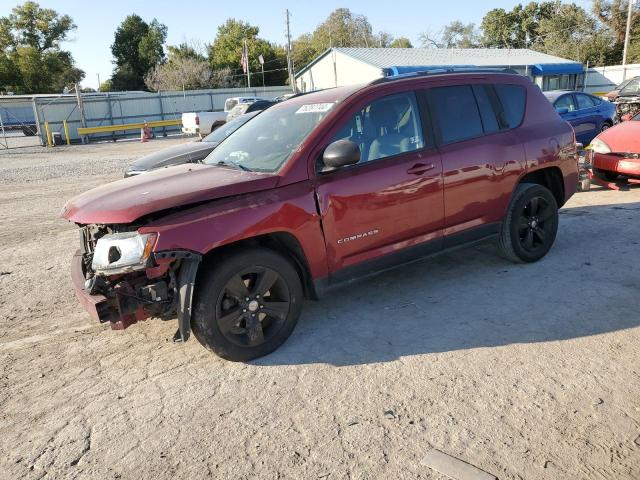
xmin=296 ymin=103 xmax=334 ymax=114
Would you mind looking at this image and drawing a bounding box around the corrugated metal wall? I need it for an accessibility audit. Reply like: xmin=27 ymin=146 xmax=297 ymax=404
xmin=0 ymin=86 xmax=291 ymax=145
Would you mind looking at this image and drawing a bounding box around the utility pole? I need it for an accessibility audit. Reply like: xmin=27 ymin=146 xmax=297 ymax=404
xmin=622 ymin=0 xmax=636 ymax=73
xmin=97 ymin=73 xmax=101 ymax=91
xmin=75 ymin=83 xmax=87 ymax=144
xmin=285 ymin=9 xmax=296 ymax=92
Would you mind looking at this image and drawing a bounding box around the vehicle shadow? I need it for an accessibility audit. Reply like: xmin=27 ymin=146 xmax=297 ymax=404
xmin=256 ymin=200 xmax=640 ymax=367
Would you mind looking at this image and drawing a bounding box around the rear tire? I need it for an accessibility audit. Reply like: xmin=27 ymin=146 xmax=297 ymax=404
xmin=192 ymin=248 xmax=303 ymax=362
xmin=498 ymin=183 xmax=559 ymax=263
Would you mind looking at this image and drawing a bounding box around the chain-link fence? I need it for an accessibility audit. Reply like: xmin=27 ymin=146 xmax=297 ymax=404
xmin=0 ymin=85 xmax=291 ymax=149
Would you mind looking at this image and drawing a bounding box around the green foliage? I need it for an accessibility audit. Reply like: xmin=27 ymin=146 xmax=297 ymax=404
xmin=481 ymin=2 xmax=554 ymax=48
xmin=0 ymin=1 xmax=83 ymax=93
xmin=110 ymin=14 xmax=167 ymax=91
xmin=207 ymin=19 xmax=287 ymax=87
xmin=291 ymin=8 xmax=399 ymax=71
xmin=389 ymin=37 xmax=413 ymax=48
xmin=98 ymin=80 xmax=112 ymax=92
xmin=167 ymin=42 xmax=206 ymax=62
xmin=442 ymin=21 xmax=481 ymax=48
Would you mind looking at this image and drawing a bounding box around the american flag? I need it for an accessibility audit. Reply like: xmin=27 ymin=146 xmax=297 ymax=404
xmin=241 ymin=40 xmax=249 ymax=74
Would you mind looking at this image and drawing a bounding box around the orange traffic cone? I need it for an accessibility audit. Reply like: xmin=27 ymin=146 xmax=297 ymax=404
xmin=141 ymin=122 xmax=151 ymax=142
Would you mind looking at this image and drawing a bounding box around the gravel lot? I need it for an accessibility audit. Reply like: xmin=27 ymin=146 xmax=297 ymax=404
xmin=1 ymin=137 xmax=639 ymax=480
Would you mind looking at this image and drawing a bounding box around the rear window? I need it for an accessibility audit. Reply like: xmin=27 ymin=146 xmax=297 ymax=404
xmin=431 ymin=85 xmax=484 ymax=143
xmin=494 ymin=84 xmax=526 ymax=128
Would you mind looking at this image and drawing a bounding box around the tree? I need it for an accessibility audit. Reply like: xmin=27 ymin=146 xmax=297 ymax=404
xmin=98 ymin=79 xmax=112 ymax=92
xmin=593 ymin=0 xmax=640 ymax=63
xmin=110 ymin=14 xmax=167 ymax=91
xmin=0 ymin=2 xmax=84 ymax=93
xmin=419 ymin=22 xmax=481 ymax=48
xmin=291 ymin=8 xmax=402 ymax=70
xmin=390 ymin=37 xmax=413 ymax=48
xmin=145 ymin=43 xmax=241 ymax=91
xmin=167 ymin=41 xmax=206 ymax=62
xmin=535 ymin=2 xmax=613 ymax=64
xmin=480 ymin=2 xmax=556 ymax=48
xmin=207 ymin=19 xmax=287 ymax=86
xmin=442 ymin=21 xmax=482 ymax=48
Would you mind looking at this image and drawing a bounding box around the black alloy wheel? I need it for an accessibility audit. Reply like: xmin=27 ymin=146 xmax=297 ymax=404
xmin=498 ymin=183 xmax=559 ymax=263
xmin=216 ymin=266 xmax=290 ymax=347
xmin=517 ymin=195 xmax=555 ymax=255
xmin=192 ymin=248 xmax=303 ymax=361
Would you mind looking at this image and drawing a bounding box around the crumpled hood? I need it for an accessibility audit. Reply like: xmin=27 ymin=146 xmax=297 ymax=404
xmin=596 ymin=120 xmax=640 ymax=153
xmin=62 ymin=163 xmax=279 ymax=224
xmin=127 ymin=141 xmax=218 ymax=172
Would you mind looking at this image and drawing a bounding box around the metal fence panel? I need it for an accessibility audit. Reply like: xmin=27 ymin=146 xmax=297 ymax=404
xmin=10 ymin=86 xmax=292 ymax=145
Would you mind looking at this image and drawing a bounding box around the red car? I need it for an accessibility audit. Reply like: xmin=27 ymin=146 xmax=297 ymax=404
xmin=591 ymin=112 xmax=640 ymax=181
xmin=62 ymin=70 xmax=578 ymax=361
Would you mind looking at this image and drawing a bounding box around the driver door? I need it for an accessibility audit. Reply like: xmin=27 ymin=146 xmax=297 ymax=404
xmin=314 ymin=91 xmax=445 ymax=280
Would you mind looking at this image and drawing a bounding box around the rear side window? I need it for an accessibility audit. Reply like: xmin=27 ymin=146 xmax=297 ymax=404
xmin=430 ymin=85 xmax=483 ymax=143
xmin=575 ymin=94 xmax=595 ymax=109
xmin=555 ymin=94 xmax=575 ymax=112
xmin=494 ymin=84 xmax=526 ymax=128
xmin=472 ymin=85 xmax=500 ymax=134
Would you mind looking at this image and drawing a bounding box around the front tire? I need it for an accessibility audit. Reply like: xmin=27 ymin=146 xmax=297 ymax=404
xmin=498 ymin=183 xmax=559 ymax=263
xmin=192 ymin=248 xmax=303 ymax=362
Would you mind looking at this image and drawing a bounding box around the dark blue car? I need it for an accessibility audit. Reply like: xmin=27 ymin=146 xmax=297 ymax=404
xmin=544 ymin=90 xmax=617 ymax=145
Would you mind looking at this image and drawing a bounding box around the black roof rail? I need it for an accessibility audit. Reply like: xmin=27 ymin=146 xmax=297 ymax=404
xmin=369 ymin=67 xmax=520 ymax=86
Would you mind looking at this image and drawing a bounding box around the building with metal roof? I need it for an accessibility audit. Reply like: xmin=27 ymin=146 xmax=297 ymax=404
xmin=295 ymin=47 xmax=585 ymax=92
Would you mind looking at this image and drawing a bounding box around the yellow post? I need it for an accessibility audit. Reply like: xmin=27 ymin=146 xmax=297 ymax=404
xmin=63 ymin=120 xmax=71 ymax=145
xmin=44 ymin=122 xmax=53 ymax=147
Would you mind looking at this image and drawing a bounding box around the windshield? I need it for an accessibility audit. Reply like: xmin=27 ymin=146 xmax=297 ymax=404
xmin=633 ymin=112 xmax=640 ymax=121
xmin=204 ymin=102 xmax=335 ymax=172
xmin=616 ymin=78 xmax=634 ymax=90
xmin=202 ymin=111 xmax=258 ymax=143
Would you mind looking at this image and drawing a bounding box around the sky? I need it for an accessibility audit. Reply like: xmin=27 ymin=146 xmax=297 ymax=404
xmin=0 ymin=0 xmax=595 ymax=90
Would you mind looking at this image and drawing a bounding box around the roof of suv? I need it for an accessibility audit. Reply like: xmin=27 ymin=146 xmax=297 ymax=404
xmin=287 ymin=70 xmax=525 ymax=107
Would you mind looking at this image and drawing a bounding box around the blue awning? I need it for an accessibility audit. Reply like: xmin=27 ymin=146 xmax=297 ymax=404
xmin=384 ymin=65 xmax=476 ymax=76
xmin=531 ymin=63 xmax=584 ymax=76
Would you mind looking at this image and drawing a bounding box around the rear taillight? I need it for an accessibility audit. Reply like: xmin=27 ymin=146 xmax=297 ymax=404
xmin=195 ymin=115 xmax=200 ymax=126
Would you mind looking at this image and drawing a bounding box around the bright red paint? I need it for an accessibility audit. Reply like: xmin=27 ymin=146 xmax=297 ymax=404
xmin=63 ymin=72 xmax=578 ymax=330
xmin=592 ymin=119 xmax=640 ymax=178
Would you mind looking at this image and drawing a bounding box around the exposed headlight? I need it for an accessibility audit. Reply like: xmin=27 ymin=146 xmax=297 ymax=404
xmin=91 ymin=232 xmax=157 ymax=274
xmin=590 ymin=138 xmax=612 ymax=154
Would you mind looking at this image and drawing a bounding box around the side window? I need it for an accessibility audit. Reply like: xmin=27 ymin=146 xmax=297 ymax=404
xmin=472 ymin=85 xmax=500 ymax=134
xmin=494 ymin=84 xmax=526 ymax=128
xmin=575 ymin=94 xmax=594 ymax=110
xmin=330 ymin=92 xmax=425 ymax=163
xmin=621 ymin=78 xmax=640 ymax=94
xmin=554 ymin=95 xmax=575 ymax=112
xmin=430 ymin=85 xmax=484 ymax=143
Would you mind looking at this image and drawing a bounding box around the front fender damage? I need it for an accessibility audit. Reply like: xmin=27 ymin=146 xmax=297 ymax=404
xmin=172 ymin=254 xmax=200 ymax=343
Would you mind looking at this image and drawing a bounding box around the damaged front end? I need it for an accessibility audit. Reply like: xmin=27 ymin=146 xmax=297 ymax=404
xmin=72 ymin=224 xmax=200 ymax=341
xmin=615 ymin=95 xmax=640 ymax=121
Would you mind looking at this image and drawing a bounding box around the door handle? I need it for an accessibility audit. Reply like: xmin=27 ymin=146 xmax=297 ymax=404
xmin=407 ymin=163 xmax=436 ymax=175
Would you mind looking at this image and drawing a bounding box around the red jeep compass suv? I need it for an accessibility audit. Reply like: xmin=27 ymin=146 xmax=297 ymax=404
xmin=62 ymin=70 xmax=578 ymax=361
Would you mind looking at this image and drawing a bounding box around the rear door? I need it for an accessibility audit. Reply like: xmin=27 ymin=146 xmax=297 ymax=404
xmin=573 ymin=93 xmax=599 ymax=144
xmin=314 ymin=90 xmax=445 ymax=277
xmin=426 ymin=82 xmax=526 ymax=243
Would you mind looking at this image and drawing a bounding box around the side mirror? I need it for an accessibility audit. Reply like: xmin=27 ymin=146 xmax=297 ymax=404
xmin=322 ymin=139 xmax=360 ymax=171
xmin=556 ymin=107 xmax=569 ymax=115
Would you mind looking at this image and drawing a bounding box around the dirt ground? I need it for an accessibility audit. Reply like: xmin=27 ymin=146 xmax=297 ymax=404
xmin=1 ymin=137 xmax=639 ymax=480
